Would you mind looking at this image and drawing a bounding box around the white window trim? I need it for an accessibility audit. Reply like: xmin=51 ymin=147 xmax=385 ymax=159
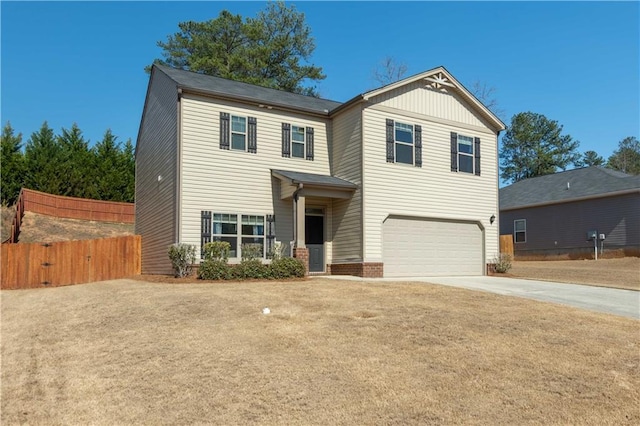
xmin=514 ymin=219 xmax=527 ymax=243
xmin=231 ymin=115 xmax=247 ymax=151
xmin=394 ymin=122 xmax=414 ymax=165
xmin=457 ymin=134 xmax=474 ymax=174
xmin=211 ymin=212 xmax=267 ymax=259
xmin=291 ymin=125 xmax=306 ymax=159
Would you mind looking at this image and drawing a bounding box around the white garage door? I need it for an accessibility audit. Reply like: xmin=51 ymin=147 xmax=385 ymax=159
xmin=383 ymin=217 xmax=483 ymax=277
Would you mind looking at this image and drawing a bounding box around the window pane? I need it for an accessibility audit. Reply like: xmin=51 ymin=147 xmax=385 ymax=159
xmin=395 ymin=123 xmax=413 ymax=144
xmin=214 ymin=236 xmax=238 ymax=257
xmin=514 ymin=220 xmax=526 ymax=232
xmin=292 ymin=126 xmax=305 ymax=142
xmin=396 ymin=143 xmax=413 ymax=165
xmin=292 ymin=141 xmax=305 ymax=158
xmin=231 ymin=133 xmax=246 ymax=150
xmin=459 ymin=154 xmax=473 ymax=173
xmin=515 ymin=231 xmax=526 ymax=243
xmin=242 ymin=237 xmax=264 ymax=256
xmin=231 ymin=116 xmax=246 ymax=133
xmin=458 ymin=135 xmax=473 ymax=154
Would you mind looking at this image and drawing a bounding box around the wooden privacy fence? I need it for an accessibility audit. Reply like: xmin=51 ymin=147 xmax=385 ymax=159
xmin=22 ymin=188 xmax=135 ymax=223
xmin=500 ymin=234 xmax=514 ymax=257
xmin=1 ymin=235 xmax=141 ymax=289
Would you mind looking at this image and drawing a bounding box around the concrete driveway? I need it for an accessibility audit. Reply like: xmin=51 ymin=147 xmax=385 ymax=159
xmin=320 ymin=275 xmax=640 ymax=320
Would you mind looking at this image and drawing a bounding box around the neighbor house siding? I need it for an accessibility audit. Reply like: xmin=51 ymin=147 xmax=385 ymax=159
xmin=370 ymin=81 xmax=490 ymax=129
xmin=179 ymin=93 xmax=332 ymax=259
xmin=330 ymin=104 xmax=363 ymax=262
xmin=361 ymin=106 xmax=499 ymax=263
xmin=501 ymin=193 xmax=640 ymax=256
xmin=135 ymin=68 xmax=178 ymax=274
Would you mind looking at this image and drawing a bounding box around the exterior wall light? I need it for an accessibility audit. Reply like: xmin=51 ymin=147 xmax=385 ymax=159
xmin=490 ymin=214 xmax=496 ymax=224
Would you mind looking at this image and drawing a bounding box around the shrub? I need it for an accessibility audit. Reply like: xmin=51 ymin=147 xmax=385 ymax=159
xmin=198 ymin=259 xmax=232 ymax=280
xmin=270 ymin=257 xmax=305 ymax=279
xmin=232 ymin=259 xmax=272 ymax=280
xmin=202 ymin=241 xmax=230 ymax=262
xmin=168 ymin=243 xmax=196 ymax=277
xmin=493 ymin=253 xmax=513 ymax=273
xmin=267 ymin=241 xmax=288 ymax=260
xmin=241 ymin=243 xmax=263 ymax=261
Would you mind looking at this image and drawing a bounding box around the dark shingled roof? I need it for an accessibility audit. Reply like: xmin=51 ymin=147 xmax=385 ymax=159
xmin=500 ymin=166 xmax=640 ymax=210
xmin=155 ymin=64 xmax=342 ymax=115
xmin=271 ymin=169 xmax=357 ymax=189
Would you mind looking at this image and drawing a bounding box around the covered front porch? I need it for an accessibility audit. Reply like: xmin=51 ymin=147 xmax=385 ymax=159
xmin=271 ymin=169 xmax=357 ymax=274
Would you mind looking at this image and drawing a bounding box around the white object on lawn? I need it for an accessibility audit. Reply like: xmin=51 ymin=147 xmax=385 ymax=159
xmin=262 ymin=307 xmax=271 ymax=315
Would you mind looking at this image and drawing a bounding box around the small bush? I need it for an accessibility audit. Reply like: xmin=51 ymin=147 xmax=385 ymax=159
xmin=241 ymin=243 xmax=263 ymax=261
xmin=198 ymin=259 xmax=232 ymax=280
xmin=202 ymin=241 xmax=230 ymax=262
xmin=168 ymin=243 xmax=196 ymax=277
xmin=267 ymin=241 xmax=288 ymax=260
xmin=270 ymin=257 xmax=305 ymax=279
xmin=493 ymin=253 xmax=513 ymax=273
xmin=232 ymin=259 xmax=272 ymax=280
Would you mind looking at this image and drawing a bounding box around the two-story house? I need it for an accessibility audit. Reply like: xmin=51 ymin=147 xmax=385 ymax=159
xmin=136 ymin=64 xmax=505 ymax=277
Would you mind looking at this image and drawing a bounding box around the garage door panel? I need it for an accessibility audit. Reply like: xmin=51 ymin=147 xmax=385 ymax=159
xmin=383 ymin=217 xmax=483 ymax=277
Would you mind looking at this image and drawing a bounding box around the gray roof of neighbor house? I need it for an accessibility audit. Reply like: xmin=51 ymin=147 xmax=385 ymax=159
xmin=500 ymin=166 xmax=640 ymax=210
xmin=271 ymin=169 xmax=358 ymax=189
xmin=155 ymin=64 xmax=342 ymax=116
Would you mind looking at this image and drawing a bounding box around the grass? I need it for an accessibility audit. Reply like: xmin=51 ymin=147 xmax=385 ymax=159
xmin=509 ymin=257 xmax=640 ymax=290
xmin=2 ymin=278 xmax=638 ymax=425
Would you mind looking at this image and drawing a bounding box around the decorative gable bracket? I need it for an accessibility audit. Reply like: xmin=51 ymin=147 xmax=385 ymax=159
xmin=424 ymin=72 xmax=455 ymax=92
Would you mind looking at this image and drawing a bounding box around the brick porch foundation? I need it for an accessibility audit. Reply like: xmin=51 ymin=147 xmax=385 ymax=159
xmin=329 ymin=262 xmax=384 ymax=278
xmin=293 ymin=247 xmax=309 ymax=276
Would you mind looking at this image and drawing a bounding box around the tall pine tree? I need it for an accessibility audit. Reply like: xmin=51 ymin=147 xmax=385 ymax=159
xmin=1 ymin=122 xmax=25 ymax=205
xmin=24 ymin=122 xmax=64 ymax=195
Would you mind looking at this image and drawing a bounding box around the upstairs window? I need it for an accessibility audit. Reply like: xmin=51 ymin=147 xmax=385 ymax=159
xmin=282 ymin=123 xmax=314 ymax=160
xmin=457 ymin=135 xmax=474 ymax=173
xmin=291 ymin=126 xmax=306 ymax=158
xmin=231 ymin=116 xmax=247 ymax=151
xmin=514 ymin=219 xmax=526 ymax=243
xmin=219 ymin=113 xmax=257 ymax=153
xmin=386 ymin=119 xmax=422 ymax=167
xmin=450 ymin=132 xmax=480 ymax=175
xmin=395 ymin=122 xmax=414 ymax=165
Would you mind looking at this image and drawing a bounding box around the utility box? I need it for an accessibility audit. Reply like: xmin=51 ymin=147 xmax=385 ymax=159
xmin=586 ymin=230 xmax=597 ymax=240
xmin=599 ymin=234 xmax=606 ymax=240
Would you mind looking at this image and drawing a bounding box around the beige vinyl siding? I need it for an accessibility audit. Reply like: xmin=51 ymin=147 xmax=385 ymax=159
xmin=370 ymin=80 xmax=489 ymax=129
xmin=330 ymin=105 xmax=363 ymax=262
xmin=179 ymin=94 xmax=332 ymax=259
xmin=362 ymin=107 xmax=499 ymax=264
xmin=135 ymin=69 xmax=178 ymax=274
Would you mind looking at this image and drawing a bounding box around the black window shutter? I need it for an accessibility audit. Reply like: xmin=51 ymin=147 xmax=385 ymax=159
xmin=266 ymin=214 xmax=276 ymax=258
xmin=305 ymin=127 xmax=314 ymax=161
xmin=414 ymin=124 xmax=422 ymax=168
xmin=386 ymin=119 xmax=395 ymax=163
xmin=474 ymin=137 xmax=481 ymax=176
xmin=220 ymin=113 xmax=230 ymax=150
xmin=201 ymin=211 xmax=212 ymax=258
xmin=450 ymin=132 xmax=458 ymax=172
xmin=282 ymin=123 xmax=291 ymax=158
xmin=248 ymin=117 xmax=257 ymax=153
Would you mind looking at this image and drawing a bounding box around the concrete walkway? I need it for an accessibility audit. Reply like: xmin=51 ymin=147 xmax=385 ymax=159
xmin=317 ymin=275 xmax=640 ymax=320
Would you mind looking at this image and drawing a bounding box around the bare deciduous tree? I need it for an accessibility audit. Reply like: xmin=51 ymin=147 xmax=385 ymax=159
xmin=372 ymin=56 xmax=408 ymax=86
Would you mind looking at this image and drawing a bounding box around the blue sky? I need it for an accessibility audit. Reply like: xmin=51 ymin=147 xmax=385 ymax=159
xmin=2 ymin=1 xmax=638 ymax=166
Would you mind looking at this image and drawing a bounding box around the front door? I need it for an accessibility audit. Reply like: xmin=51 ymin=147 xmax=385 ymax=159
xmin=305 ymin=214 xmax=324 ymax=272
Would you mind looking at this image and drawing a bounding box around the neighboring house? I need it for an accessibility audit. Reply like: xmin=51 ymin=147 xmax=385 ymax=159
xmin=500 ymin=166 xmax=640 ymax=258
xmin=136 ymin=64 xmax=505 ymax=277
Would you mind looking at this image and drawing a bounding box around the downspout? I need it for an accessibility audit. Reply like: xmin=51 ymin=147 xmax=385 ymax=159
xmin=292 ymin=183 xmax=303 ymax=253
xmin=175 ymin=88 xmax=183 ymax=244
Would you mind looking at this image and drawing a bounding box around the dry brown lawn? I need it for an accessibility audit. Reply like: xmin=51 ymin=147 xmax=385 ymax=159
xmin=17 ymin=211 xmax=134 ymax=243
xmin=2 ymin=278 xmax=638 ymax=425
xmin=510 ymin=257 xmax=640 ymax=291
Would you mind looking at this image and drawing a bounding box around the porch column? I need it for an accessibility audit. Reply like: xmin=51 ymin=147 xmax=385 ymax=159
xmin=295 ymin=194 xmax=305 ymax=248
xmin=293 ymin=194 xmax=309 ymax=275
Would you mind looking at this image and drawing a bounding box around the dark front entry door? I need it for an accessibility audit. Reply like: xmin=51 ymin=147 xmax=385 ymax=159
xmin=305 ymin=215 xmax=324 ymax=272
